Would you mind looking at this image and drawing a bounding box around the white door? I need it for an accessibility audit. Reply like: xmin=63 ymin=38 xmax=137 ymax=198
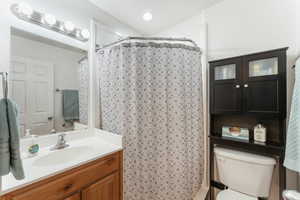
xmin=10 ymin=57 xmax=54 ymax=136
xmin=9 ymin=58 xmax=27 ymax=136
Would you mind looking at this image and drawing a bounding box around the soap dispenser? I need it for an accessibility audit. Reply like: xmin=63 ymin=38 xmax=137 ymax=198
xmin=25 ymin=129 xmax=39 ymax=157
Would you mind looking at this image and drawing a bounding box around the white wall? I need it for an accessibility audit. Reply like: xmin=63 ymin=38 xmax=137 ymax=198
xmin=156 ymin=0 xmax=298 ymax=191
xmin=297 ymin=0 xmax=300 ymax=56
xmin=0 ymin=1 xmax=12 ymax=97
xmin=11 ymin=34 xmax=85 ymax=132
xmin=158 ymin=0 xmax=297 ymax=60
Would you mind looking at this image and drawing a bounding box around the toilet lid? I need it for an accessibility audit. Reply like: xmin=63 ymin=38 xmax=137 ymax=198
xmin=217 ymin=189 xmax=257 ymax=200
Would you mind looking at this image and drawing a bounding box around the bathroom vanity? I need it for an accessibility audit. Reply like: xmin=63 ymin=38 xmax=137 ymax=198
xmin=1 ymin=5 xmax=123 ymax=199
xmin=0 ymin=130 xmax=123 ymax=200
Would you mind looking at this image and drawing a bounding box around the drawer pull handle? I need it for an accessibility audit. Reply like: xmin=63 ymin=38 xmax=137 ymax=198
xmin=64 ymin=183 xmax=73 ymax=191
xmin=235 ymin=85 xmax=240 ymax=88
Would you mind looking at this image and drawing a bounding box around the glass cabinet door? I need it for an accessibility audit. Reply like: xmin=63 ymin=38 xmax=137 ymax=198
xmin=214 ymin=64 xmax=236 ymax=80
xmin=243 ymin=50 xmax=285 ymax=116
xmin=248 ymin=57 xmax=278 ymax=77
xmin=210 ymin=57 xmax=242 ymax=114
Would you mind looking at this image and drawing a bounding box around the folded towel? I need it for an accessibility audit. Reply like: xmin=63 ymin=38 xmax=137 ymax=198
xmin=0 ymin=98 xmax=25 ymax=180
xmin=62 ymin=90 xmax=79 ymax=121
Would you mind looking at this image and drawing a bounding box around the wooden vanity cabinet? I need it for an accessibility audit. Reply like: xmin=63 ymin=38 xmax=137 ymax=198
xmin=1 ymin=151 xmax=123 ymax=200
xmin=82 ymin=172 xmax=119 ymax=200
xmin=64 ymin=193 xmax=81 ymax=200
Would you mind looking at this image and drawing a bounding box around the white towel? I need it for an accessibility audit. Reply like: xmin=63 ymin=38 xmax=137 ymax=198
xmin=284 ymin=59 xmax=300 ymax=172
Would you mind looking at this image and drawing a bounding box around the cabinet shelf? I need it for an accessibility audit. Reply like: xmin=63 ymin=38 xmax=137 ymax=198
xmin=209 ymin=135 xmax=284 ymax=156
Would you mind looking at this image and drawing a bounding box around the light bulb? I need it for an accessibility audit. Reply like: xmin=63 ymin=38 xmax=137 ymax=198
xmin=143 ymin=12 xmax=153 ymax=21
xmin=43 ymin=14 xmax=56 ymax=26
xmin=80 ymin=29 xmax=90 ymax=39
xmin=64 ymin=21 xmax=75 ymax=32
xmin=17 ymin=2 xmax=33 ymax=17
xmin=76 ymin=30 xmax=81 ymax=37
xmin=115 ymin=32 xmax=122 ymax=37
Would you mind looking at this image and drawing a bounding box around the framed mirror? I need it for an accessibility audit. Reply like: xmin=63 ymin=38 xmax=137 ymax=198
xmin=9 ymin=28 xmax=89 ymax=137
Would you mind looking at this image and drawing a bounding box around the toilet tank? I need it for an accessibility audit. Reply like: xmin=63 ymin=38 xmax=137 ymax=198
xmin=215 ymin=147 xmax=276 ymax=197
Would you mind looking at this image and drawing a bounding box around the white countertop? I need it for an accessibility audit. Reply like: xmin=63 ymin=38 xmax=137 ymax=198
xmin=0 ymin=129 xmax=122 ymax=195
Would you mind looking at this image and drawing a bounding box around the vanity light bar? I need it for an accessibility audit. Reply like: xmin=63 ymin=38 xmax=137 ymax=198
xmin=11 ymin=3 xmax=89 ymax=42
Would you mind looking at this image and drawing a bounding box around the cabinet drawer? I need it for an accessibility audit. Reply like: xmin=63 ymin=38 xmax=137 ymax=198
xmin=6 ymin=153 xmax=120 ymax=200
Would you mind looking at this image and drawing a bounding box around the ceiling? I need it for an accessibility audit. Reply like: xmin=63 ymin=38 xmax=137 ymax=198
xmin=89 ymin=0 xmax=223 ymax=35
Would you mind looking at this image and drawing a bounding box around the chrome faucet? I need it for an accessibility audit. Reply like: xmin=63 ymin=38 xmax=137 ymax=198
xmin=51 ymin=133 xmax=69 ymax=150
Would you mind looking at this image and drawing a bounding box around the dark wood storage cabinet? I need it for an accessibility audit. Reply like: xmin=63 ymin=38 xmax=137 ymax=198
xmin=210 ymin=57 xmax=243 ymax=114
xmin=210 ymin=48 xmax=287 ymax=117
xmin=209 ymin=48 xmax=288 ymax=200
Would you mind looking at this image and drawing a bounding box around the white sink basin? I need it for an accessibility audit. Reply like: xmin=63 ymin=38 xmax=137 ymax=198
xmin=33 ymin=146 xmax=94 ymax=167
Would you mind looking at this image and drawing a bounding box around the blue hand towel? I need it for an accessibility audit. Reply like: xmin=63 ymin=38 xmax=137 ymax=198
xmin=62 ymin=90 xmax=79 ymax=121
xmin=0 ymin=98 xmax=25 ymax=180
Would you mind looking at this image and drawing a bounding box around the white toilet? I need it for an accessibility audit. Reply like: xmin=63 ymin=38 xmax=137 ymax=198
xmin=214 ymin=147 xmax=276 ymax=200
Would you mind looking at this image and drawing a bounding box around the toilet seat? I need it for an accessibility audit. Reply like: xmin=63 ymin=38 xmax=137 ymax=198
xmin=217 ymin=189 xmax=257 ymax=200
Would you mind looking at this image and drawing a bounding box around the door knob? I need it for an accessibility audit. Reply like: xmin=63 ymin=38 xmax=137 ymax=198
xmin=244 ymin=84 xmax=249 ymax=88
xmin=235 ymin=85 xmax=240 ymax=88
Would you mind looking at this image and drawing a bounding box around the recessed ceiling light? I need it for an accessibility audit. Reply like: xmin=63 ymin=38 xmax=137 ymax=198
xmin=143 ymin=12 xmax=153 ymax=21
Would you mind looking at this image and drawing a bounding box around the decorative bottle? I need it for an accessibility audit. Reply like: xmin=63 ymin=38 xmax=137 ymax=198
xmin=254 ymin=124 xmax=267 ymax=143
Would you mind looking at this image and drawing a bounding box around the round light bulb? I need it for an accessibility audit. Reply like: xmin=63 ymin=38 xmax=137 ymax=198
xmin=143 ymin=12 xmax=153 ymax=21
xmin=43 ymin=14 xmax=56 ymax=26
xmin=80 ymin=29 xmax=90 ymax=39
xmin=64 ymin=21 xmax=75 ymax=32
xmin=115 ymin=32 xmax=122 ymax=37
xmin=76 ymin=30 xmax=81 ymax=37
xmin=18 ymin=2 xmax=33 ymax=17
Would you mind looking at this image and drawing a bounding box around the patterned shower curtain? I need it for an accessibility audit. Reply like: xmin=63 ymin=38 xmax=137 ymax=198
xmin=78 ymin=59 xmax=89 ymax=125
xmin=96 ymin=42 xmax=204 ymax=200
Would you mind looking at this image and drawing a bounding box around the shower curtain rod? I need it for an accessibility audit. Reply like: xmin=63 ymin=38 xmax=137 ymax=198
xmin=98 ymin=36 xmax=198 ymax=50
xmin=78 ymin=37 xmax=198 ymax=63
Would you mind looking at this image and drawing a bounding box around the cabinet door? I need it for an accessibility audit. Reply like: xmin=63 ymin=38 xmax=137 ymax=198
xmin=82 ymin=173 xmax=120 ymax=200
xmin=243 ymin=50 xmax=286 ymax=116
xmin=210 ymin=57 xmax=243 ymax=114
xmin=64 ymin=193 xmax=81 ymax=200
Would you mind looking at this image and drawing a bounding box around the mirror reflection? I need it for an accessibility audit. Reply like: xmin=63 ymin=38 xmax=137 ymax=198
xmin=10 ymin=28 xmax=88 ymax=137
